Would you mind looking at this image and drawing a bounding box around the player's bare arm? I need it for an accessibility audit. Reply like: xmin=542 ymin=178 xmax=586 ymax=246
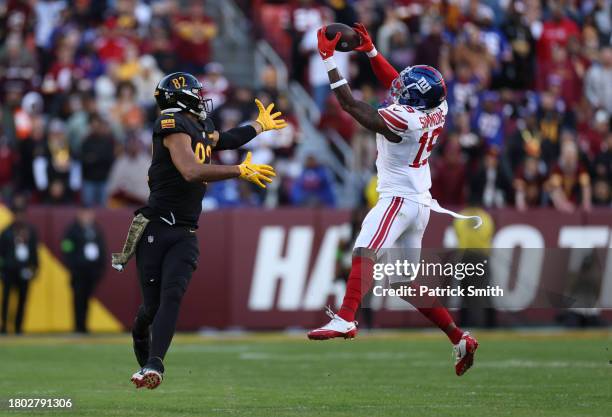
xmin=164 ymin=133 xmax=275 ymax=188
xmin=317 ymin=27 xmax=401 ymax=143
xmin=328 ymin=67 xmax=401 ymax=143
xmin=164 ymin=133 xmax=240 ymax=182
xmin=211 ymin=99 xmax=288 ymax=150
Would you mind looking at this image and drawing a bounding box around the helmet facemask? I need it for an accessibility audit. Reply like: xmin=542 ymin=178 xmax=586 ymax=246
xmin=175 ymin=87 xmax=213 ymax=120
xmin=389 ymin=67 xmax=416 ymax=107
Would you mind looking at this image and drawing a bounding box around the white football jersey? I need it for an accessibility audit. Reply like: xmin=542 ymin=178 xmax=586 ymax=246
xmin=375 ymin=100 xmax=448 ymax=205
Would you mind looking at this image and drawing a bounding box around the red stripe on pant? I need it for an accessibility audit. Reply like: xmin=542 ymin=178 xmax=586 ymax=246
xmin=368 ymin=197 xmax=402 ymax=251
xmin=366 ymin=197 xmax=396 ymax=250
xmin=373 ymin=198 xmax=403 ymax=249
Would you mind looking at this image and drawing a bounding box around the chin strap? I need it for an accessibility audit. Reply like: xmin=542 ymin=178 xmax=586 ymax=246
xmin=176 ymin=101 xmax=207 ymax=120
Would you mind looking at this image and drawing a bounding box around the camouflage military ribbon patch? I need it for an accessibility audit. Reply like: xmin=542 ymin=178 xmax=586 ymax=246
xmin=111 ymin=213 xmax=150 ymax=272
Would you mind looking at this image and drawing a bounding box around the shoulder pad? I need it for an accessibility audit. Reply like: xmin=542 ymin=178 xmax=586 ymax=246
xmin=155 ymin=113 xmax=188 ymax=136
xmin=378 ymin=104 xmax=419 ymax=134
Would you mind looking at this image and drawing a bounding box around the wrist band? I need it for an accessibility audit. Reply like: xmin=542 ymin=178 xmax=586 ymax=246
xmin=366 ymin=47 xmax=378 ymax=58
xmin=330 ymin=79 xmax=348 ymax=90
xmin=323 ymin=57 xmax=337 ymax=72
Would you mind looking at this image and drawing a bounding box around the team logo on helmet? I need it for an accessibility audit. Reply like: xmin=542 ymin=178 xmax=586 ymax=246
xmin=413 ymin=77 xmax=432 ymax=94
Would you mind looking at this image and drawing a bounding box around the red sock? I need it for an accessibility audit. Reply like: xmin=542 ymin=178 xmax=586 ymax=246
xmin=337 ymin=256 xmax=374 ymax=322
xmin=417 ymin=307 xmax=463 ymax=344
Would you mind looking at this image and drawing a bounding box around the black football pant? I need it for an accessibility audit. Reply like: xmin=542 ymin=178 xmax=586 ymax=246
xmin=132 ymin=221 xmax=199 ymax=365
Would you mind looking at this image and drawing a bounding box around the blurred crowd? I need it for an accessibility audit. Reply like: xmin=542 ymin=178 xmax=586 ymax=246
xmin=1 ymin=0 xmax=612 ymax=212
xmin=0 ymin=0 xmax=306 ymax=210
xmin=255 ymin=0 xmax=612 ymax=211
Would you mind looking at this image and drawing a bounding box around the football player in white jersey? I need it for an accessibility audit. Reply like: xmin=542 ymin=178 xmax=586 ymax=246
xmin=307 ymin=24 xmax=480 ymax=376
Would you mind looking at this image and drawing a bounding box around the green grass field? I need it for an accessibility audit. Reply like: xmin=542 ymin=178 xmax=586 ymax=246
xmin=1 ymin=330 xmax=611 ymax=417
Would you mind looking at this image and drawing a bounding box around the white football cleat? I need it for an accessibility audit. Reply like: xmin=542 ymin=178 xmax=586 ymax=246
xmin=131 ymin=368 xmax=163 ymax=389
xmin=453 ymin=331 xmax=479 ymax=376
xmin=307 ymin=306 xmax=358 ymax=340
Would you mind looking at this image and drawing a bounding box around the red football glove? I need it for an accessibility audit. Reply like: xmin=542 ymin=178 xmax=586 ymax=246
xmin=353 ymin=22 xmax=374 ymax=53
xmin=317 ymin=26 xmax=341 ymax=60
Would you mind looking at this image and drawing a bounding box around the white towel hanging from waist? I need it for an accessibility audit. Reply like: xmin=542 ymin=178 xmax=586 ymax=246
xmin=430 ymin=199 xmax=483 ymax=229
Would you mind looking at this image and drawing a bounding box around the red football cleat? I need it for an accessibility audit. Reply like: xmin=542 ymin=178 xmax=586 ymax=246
xmin=131 ymin=368 xmax=163 ymax=389
xmin=307 ymin=306 xmax=358 ymax=340
xmin=453 ymin=332 xmax=478 ymax=376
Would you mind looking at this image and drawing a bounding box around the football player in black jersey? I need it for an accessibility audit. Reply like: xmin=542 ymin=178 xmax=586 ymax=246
xmin=113 ymin=72 xmax=287 ymax=389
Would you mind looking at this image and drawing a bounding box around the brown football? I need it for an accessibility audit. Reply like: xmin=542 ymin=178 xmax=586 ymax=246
xmin=325 ymin=23 xmax=361 ymax=52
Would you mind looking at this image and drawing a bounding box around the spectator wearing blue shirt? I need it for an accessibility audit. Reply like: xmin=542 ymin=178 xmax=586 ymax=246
xmin=291 ymin=155 xmax=336 ymax=207
xmin=446 ymin=64 xmax=481 ymax=126
xmin=472 ymin=91 xmax=504 ymax=150
xmin=205 ymin=179 xmax=262 ymax=209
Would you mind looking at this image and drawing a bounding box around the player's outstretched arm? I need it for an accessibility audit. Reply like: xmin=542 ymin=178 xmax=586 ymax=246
xmin=164 ymin=133 xmax=275 ymax=188
xmin=214 ymin=99 xmax=288 ymax=150
xmin=165 ymin=133 xmax=241 ymax=182
xmin=353 ymin=23 xmax=399 ymax=89
xmin=317 ymin=27 xmax=401 ymax=143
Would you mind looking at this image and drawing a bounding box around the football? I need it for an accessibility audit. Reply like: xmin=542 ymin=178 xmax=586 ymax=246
xmin=325 ymin=22 xmax=361 ymax=52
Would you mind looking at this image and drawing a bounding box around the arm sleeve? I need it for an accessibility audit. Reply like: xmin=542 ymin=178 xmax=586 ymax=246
xmin=369 ymin=53 xmax=400 ymax=89
xmin=215 ymin=125 xmax=258 ymax=150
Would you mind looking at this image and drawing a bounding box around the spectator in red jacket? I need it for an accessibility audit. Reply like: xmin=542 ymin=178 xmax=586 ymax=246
xmin=535 ymin=3 xmax=580 ymax=66
xmin=514 ymin=156 xmax=546 ymax=211
xmin=318 ymin=96 xmax=356 ymax=141
xmin=547 ymin=138 xmax=592 ymax=212
xmin=537 ymin=44 xmax=584 ymax=107
xmin=431 ymin=134 xmax=466 ymax=206
xmin=172 ymin=0 xmax=217 ymax=74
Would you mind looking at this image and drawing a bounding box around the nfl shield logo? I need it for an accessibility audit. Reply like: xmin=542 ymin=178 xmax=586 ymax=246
xmin=147 ymin=235 xmax=154 ymax=244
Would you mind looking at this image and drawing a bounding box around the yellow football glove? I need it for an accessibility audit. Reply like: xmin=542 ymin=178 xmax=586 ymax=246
xmin=238 ymin=151 xmax=276 ymax=189
xmin=255 ymin=98 xmax=288 ymax=131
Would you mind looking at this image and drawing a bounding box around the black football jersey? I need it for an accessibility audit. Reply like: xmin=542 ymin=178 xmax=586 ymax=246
xmin=140 ymin=111 xmax=216 ymax=228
